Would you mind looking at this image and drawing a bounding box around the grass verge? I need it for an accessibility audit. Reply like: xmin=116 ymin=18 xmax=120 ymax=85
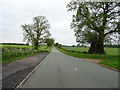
xmin=2 ymin=51 xmax=48 ymax=64
xmin=1 ymin=45 xmax=52 ymax=64
xmin=57 ymin=48 xmax=119 ymax=70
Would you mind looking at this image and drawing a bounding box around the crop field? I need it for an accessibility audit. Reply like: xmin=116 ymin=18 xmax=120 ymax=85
xmin=1 ymin=45 xmax=52 ymax=64
xmin=58 ymin=47 xmax=119 ymax=69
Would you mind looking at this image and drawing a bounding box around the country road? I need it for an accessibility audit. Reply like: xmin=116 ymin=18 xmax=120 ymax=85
xmin=21 ymin=47 xmax=118 ymax=88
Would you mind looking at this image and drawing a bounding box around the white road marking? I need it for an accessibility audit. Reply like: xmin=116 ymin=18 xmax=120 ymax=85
xmin=75 ymin=68 xmax=78 ymax=70
xmin=73 ymin=66 xmax=78 ymax=71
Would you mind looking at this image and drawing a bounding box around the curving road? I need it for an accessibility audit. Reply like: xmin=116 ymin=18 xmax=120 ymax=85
xmin=21 ymin=47 xmax=118 ymax=88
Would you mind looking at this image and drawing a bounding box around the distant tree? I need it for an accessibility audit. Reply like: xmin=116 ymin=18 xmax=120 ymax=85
xmin=21 ymin=16 xmax=51 ymax=50
xmin=67 ymin=1 xmax=119 ymax=54
xmin=54 ymin=43 xmax=62 ymax=48
xmin=72 ymin=45 xmax=75 ymax=47
xmin=45 ymin=38 xmax=55 ymax=48
xmin=57 ymin=44 xmax=62 ymax=48
xmin=54 ymin=43 xmax=59 ymax=46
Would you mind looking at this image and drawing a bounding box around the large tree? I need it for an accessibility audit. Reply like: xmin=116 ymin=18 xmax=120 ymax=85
xmin=21 ymin=16 xmax=51 ymax=50
xmin=67 ymin=0 xmax=119 ymax=54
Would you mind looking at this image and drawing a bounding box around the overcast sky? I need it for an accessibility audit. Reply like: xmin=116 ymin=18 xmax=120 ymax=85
xmin=0 ymin=0 xmax=77 ymax=45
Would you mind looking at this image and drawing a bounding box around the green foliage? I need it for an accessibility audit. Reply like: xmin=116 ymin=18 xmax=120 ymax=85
xmin=105 ymin=44 xmax=120 ymax=48
xmin=21 ymin=16 xmax=51 ymax=50
xmin=54 ymin=43 xmax=62 ymax=48
xmin=1 ymin=45 xmax=51 ymax=64
xmin=54 ymin=43 xmax=59 ymax=46
xmin=67 ymin=1 xmax=119 ymax=54
xmin=72 ymin=45 xmax=75 ymax=47
xmin=58 ymin=44 xmax=62 ymax=48
xmin=45 ymin=38 xmax=54 ymax=47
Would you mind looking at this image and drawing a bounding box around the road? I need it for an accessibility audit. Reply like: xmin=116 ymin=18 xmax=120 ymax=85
xmin=21 ymin=47 xmax=118 ymax=88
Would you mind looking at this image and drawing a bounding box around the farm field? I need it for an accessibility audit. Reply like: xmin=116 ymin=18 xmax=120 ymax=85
xmin=1 ymin=45 xmax=52 ymax=64
xmin=57 ymin=47 xmax=119 ymax=70
xmin=62 ymin=47 xmax=118 ymax=55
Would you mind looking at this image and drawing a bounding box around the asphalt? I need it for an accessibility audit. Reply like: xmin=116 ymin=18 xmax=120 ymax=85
xmin=2 ymin=53 xmax=48 ymax=78
xmin=0 ymin=65 xmax=1 ymax=78
xmin=2 ymin=52 xmax=48 ymax=88
xmin=21 ymin=47 xmax=118 ymax=88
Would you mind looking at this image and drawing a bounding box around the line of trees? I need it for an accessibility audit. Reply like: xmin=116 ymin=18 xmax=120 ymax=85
xmin=54 ymin=43 xmax=62 ymax=48
xmin=67 ymin=0 xmax=119 ymax=54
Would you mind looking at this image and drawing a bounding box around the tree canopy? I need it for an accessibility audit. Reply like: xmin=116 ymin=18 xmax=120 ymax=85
xmin=21 ymin=16 xmax=51 ymax=50
xmin=45 ymin=38 xmax=55 ymax=48
xmin=54 ymin=43 xmax=62 ymax=48
xmin=67 ymin=0 xmax=120 ymax=54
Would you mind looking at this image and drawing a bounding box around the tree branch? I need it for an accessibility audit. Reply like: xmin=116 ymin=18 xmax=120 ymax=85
xmin=78 ymin=7 xmax=99 ymax=32
xmin=104 ymin=27 xmax=118 ymax=36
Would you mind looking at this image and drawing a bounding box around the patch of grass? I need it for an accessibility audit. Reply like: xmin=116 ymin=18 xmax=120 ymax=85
xmin=1 ymin=45 xmax=33 ymax=48
xmin=2 ymin=51 xmax=46 ymax=64
xmin=57 ymin=48 xmax=119 ymax=70
xmin=104 ymin=48 xmax=118 ymax=55
xmin=39 ymin=46 xmax=52 ymax=52
xmin=62 ymin=47 xmax=89 ymax=52
xmin=1 ymin=45 xmax=52 ymax=64
xmin=62 ymin=46 xmax=118 ymax=55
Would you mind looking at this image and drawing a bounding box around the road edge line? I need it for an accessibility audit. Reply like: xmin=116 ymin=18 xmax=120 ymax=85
xmin=14 ymin=53 xmax=49 ymax=90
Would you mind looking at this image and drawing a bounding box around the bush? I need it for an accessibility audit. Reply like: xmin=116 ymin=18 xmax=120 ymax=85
xmin=2 ymin=46 xmax=42 ymax=61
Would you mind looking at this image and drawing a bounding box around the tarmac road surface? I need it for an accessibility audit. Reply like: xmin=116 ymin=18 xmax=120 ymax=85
xmin=21 ymin=47 xmax=118 ymax=88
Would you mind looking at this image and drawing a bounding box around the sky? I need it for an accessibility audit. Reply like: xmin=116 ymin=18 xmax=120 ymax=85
xmin=0 ymin=0 xmax=77 ymax=45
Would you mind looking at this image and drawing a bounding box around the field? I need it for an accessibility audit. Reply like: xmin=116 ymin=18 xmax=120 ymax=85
xmin=58 ymin=47 xmax=119 ymax=70
xmin=62 ymin=47 xmax=118 ymax=55
xmin=1 ymin=45 xmax=52 ymax=64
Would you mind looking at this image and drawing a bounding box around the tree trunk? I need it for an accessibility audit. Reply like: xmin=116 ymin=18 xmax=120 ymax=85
xmin=88 ymin=41 xmax=105 ymax=54
xmin=88 ymin=34 xmax=105 ymax=54
xmin=34 ymin=42 xmax=39 ymax=50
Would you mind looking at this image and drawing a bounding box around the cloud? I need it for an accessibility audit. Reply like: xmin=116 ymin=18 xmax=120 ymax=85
xmin=0 ymin=0 xmax=77 ymax=45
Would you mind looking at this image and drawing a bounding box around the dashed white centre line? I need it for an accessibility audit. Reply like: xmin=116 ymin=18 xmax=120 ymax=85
xmin=74 ymin=67 xmax=78 ymax=70
xmin=75 ymin=68 xmax=78 ymax=70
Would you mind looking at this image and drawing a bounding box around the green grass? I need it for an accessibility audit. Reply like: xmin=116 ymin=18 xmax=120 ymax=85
xmin=1 ymin=45 xmax=33 ymax=48
xmin=62 ymin=46 xmax=118 ymax=55
xmin=1 ymin=45 xmax=52 ymax=64
xmin=57 ymin=47 xmax=119 ymax=70
xmin=2 ymin=51 xmax=45 ymax=64
xmin=104 ymin=48 xmax=118 ymax=55
xmin=62 ymin=47 xmax=89 ymax=52
xmin=1 ymin=45 xmax=52 ymax=52
xmin=38 ymin=46 xmax=52 ymax=52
